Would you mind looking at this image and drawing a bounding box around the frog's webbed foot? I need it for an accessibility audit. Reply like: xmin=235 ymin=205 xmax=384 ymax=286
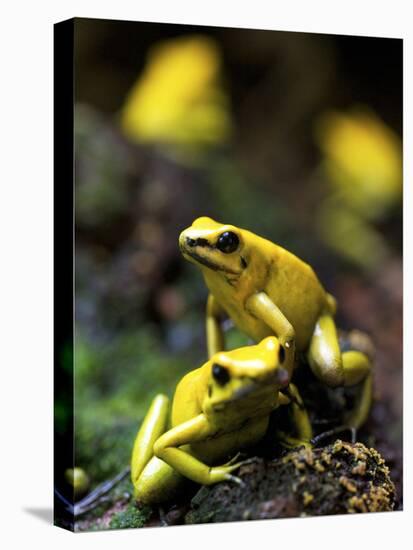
xmin=220 ymin=451 xmax=247 ymax=467
xmin=222 ymin=452 xmax=241 ymax=467
xmin=311 ymin=425 xmax=357 ymax=446
xmin=213 ymin=457 xmax=256 ymax=487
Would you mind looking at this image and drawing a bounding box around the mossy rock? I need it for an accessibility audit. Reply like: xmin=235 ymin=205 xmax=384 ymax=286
xmin=185 ymin=440 xmax=395 ymax=524
xmin=109 ymin=503 xmax=152 ymax=530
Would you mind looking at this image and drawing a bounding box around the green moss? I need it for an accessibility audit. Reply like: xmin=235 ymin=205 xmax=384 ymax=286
xmin=74 ymin=327 xmax=194 ymax=482
xmin=109 ymin=504 xmax=152 ymax=530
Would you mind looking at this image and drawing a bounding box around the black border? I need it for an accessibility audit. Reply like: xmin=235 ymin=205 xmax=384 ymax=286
xmin=54 ymin=18 xmax=75 ymax=532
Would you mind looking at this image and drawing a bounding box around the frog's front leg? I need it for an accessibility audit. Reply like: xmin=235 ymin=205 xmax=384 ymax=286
xmin=285 ymin=383 xmax=313 ymax=443
xmin=277 ymin=383 xmax=313 ymax=448
xmin=206 ymin=293 xmax=225 ymax=357
xmin=154 ymin=414 xmax=246 ymax=485
xmin=308 ymin=313 xmax=372 ymax=430
xmin=245 ymin=292 xmax=296 ymax=377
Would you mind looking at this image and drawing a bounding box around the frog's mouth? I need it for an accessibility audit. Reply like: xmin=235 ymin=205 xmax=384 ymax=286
xmin=212 ymin=377 xmax=278 ymax=411
xmin=181 ymin=248 xmax=220 ymax=271
xmin=180 ymin=246 xmax=241 ymax=276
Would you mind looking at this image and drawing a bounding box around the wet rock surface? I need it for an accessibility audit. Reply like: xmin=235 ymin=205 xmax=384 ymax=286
xmin=185 ymin=441 xmax=396 ymax=524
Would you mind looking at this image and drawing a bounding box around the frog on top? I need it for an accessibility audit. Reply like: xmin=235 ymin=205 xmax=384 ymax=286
xmin=179 ymin=217 xmax=372 ymax=432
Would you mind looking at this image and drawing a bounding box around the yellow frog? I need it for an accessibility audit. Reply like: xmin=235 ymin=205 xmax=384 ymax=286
xmin=131 ymin=337 xmax=312 ymax=504
xmin=179 ymin=217 xmax=372 ymax=432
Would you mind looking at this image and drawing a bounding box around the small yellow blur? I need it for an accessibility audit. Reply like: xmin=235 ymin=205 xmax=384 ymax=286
xmin=65 ymin=467 xmax=90 ymax=498
xmin=316 ymin=108 xmax=402 ymax=219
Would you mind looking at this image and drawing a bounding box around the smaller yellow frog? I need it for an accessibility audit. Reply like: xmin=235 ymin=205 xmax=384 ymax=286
xmin=131 ymin=337 xmax=312 ymax=504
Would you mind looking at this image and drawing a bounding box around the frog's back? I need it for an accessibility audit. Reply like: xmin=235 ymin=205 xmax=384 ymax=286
xmin=264 ymin=243 xmax=328 ymax=349
xmin=171 ymin=367 xmax=207 ymax=427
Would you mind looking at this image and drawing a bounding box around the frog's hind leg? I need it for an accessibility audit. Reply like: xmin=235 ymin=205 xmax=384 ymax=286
xmin=131 ymin=395 xmax=193 ymax=506
xmin=131 ymin=394 xmax=170 ymax=494
xmin=307 ymin=313 xmax=373 ymax=439
xmin=343 ymin=371 xmax=373 ymax=435
xmin=311 ymin=374 xmax=373 ymax=445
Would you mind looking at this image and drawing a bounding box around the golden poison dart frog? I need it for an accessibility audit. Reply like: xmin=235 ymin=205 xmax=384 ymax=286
xmin=179 ymin=217 xmax=372 ymax=432
xmin=131 ymin=337 xmax=311 ymax=504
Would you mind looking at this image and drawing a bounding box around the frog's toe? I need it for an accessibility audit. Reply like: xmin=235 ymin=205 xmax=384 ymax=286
xmin=224 ymin=473 xmax=245 ymax=487
xmin=224 ymin=457 xmax=255 ymax=477
xmin=311 ymin=425 xmax=357 ymax=446
xmin=222 ymin=452 xmax=243 ymax=467
xmin=235 ymin=457 xmax=256 ymax=468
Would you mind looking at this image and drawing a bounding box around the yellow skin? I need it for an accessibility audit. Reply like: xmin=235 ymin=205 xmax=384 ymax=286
xmin=131 ymin=337 xmax=312 ymax=504
xmin=179 ymin=217 xmax=372 ymax=430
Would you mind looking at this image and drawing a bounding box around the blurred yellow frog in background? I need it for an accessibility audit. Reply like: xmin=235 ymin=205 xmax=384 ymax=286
xmin=315 ymin=107 xmax=402 ymax=271
xmin=121 ymin=35 xmax=231 ymax=149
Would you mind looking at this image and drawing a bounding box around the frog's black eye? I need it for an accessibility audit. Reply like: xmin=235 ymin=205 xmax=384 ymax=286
xmin=212 ymin=364 xmax=230 ymax=386
xmin=278 ymin=345 xmax=286 ymax=364
xmin=216 ymin=231 xmax=239 ymax=254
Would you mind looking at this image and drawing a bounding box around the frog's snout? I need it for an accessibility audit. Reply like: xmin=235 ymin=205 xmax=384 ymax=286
xmin=178 ymin=230 xmax=195 ymax=251
xmin=178 ymin=231 xmax=190 ymax=254
xmin=178 ymin=230 xmax=186 ymax=246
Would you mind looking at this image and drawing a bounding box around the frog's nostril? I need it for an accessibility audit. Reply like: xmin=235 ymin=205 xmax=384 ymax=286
xmin=186 ymin=237 xmax=197 ymax=247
